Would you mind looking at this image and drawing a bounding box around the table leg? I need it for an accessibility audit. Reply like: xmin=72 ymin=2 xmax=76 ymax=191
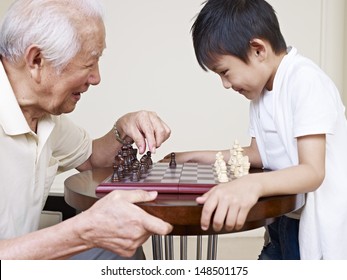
xmin=151 ymin=235 xmax=163 ymax=260
xmin=207 ymin=234 xmax=218 ymax=260
xmin=164 ymin=235 xmax=174 ymax=260
xmin=180 ymin=236 xmax=188 ymax=260
xmin=196 ymin=235 xmax=202 ymax=260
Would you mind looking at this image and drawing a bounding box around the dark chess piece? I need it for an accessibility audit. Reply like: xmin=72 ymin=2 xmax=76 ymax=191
xmin=169 ymin=152 xmax=177 ymax=169
xmin=132 ymin=161 xmax=140 ymax=170
xmin=111 ymin=163 xmax=120 ymax=182
xmin=140 ymin=162 xmax=148 ymax=174
xmin=117 ymin=163 xmax=125 ymax=180
xmin=140 ymin=156 xmax=149 ymax=170
xmin=146 ymin=151 xmax=153 ymax=166
xmin=130 ymin=169 xmax=140 ymax=182
xmin=117 ymin=154 xmax=125 ymax=165
xmin=111 ymin=170 xmax=120 ymax=182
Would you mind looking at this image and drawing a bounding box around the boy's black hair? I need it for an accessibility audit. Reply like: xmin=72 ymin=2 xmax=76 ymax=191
xmin=191 ymin=0 xmax=287 ymax=71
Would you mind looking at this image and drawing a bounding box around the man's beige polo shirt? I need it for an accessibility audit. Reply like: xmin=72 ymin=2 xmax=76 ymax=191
xmin=0 ymin=61 xmax=92 ymax=239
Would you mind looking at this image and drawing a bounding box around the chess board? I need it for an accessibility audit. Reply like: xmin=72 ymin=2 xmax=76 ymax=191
xmin=97 ymin=162 xmax=231 ymax=194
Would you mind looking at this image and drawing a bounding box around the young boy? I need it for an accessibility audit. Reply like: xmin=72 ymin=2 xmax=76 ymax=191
xmin=169 ymin=0 xmax=347 ymax=259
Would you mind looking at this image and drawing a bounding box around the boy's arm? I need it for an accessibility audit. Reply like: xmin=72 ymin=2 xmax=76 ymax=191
xmin=249 ymin=134 xmax=325 ymax=196
xmin=161 ymin=137 xmax=263 ymax=167
xmin=241 ymin=137 xmax=263 ymax=168
xmin=198 ymin=134 xmax=326 ymax=232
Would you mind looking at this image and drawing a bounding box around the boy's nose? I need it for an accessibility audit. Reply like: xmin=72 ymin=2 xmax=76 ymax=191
xmin=221 ymin=77 xmax=232 ymax=89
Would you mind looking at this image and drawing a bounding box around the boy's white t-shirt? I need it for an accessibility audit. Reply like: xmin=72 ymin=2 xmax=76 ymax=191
xmin=257 ymin=90 xmax=292 ymax=171
xmin=249 ymin=47 xmax=347 ymax=259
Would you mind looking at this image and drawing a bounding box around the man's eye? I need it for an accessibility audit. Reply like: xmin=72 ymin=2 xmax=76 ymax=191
xmin=220 ymin=70 xmax=228 ymax=76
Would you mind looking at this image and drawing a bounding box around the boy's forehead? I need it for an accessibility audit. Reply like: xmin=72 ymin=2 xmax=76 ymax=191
xmin=208 ymin=54 xmax=230 ymax=70
xmin=209 ymin=63 xmax=221 ymax=72
xmin=203 ymin=53 xmax=223 ymax=70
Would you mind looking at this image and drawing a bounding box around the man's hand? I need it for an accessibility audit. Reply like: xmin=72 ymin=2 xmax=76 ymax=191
xmin=115 ymin=111 xmax=171 ymax=154
xmin=79 ymin=190 xmax=173 ymax=257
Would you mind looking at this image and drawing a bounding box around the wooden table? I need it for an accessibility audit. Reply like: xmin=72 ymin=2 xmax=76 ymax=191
xmin=64 ymin=167 xmax=305 ymax=259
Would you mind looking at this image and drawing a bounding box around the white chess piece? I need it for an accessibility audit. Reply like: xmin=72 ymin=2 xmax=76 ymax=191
xmin=218 ymin=164 xmax=229 ymax=182
xmin=228 ymin=139 xmax=251 ymax=178
xmin=214 ymin=151 xmax=223 ymax=166
xmin=218 ymin=172 xmax=229 ymax=183
xmin=241 ymin=156 xmax=251 ymax=175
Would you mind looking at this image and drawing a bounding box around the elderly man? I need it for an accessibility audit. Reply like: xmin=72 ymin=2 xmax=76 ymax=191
xmin=0 ymin=0 xmax=172 ymax=259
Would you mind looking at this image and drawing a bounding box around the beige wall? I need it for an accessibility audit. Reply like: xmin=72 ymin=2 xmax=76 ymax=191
xmin=319 ymin=0 xmax=345 ymax=96
xmin=0 ymin=1 xmax=11 ymax=16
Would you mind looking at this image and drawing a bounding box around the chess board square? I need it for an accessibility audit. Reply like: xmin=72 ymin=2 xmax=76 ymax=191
xmin=149 ymin=170 xmax=167 ymax=176
xmin=179 ymin=179 xmax=198 ymax=184
xmin=161 ymin=178 xmax=180 ymax=183
xmin=143 ymin=178 xmax=163 ymax=183
xmin=197 ymin=176 xmax=215 ymax=181
xmin=180 ymin=176 xmax=197 ymax=181
xmin=180 ymin=171 xmax=195 ymax=177
xmin=183 ymin=163 xmax=198 ymax=167
xmin=197 ymin=179 xmax=216 ymax=184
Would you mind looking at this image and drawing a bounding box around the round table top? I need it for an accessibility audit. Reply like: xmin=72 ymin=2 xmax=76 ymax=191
xmin=64 ymin=167 xmax=305 ymax=236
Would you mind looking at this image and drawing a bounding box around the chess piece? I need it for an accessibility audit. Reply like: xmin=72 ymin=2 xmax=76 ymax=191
xmin=111 ymin=168 xmax=120 ymax=182
xmin=241 ymin=156 xmax=251 ymax=175
xmin=169 ymin=152 xmax=177 ymax=168
xmin=132 ymin=161 xmax=140 ymax=170
xmin=117 ymin=163 xmax=125 ymax=180
xmin=140 ymin=156 xmax=150 ymax=171
xmin=140 ymin=161 xmax=148 ymax=174
xmin=217 ymin=163 xmax=229 ymax=183
xmin=130 ymin=169 xmax=140 ymax=182
xmin=146 ymin=151 xmax=153 ymax=166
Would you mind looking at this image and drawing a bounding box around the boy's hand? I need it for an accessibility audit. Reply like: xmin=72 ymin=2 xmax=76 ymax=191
xmin=196 ymin=175 xmax=261 ymax=232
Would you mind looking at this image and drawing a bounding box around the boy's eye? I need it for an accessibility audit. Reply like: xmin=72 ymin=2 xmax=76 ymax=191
xmin=220 ymin=70 xmax=228 ymax=76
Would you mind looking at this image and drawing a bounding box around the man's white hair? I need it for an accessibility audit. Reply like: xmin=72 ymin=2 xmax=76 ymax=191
xmin=0 ymin=0 xmax=104 ymax=71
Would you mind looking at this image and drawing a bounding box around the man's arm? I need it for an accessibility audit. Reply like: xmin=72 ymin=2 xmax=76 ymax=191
xmin=0 ymin=190 xmax=172 ymax=259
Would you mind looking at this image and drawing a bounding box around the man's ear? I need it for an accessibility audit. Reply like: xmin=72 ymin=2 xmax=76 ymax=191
xmin=24 ymin=45 xmax=44 ymax=83
xmin=249 ymin=38 xmax=267 ymax=60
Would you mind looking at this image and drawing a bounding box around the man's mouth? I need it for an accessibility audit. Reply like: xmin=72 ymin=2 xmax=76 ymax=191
xmin=72 ymin=92 xmax=82 ymax=101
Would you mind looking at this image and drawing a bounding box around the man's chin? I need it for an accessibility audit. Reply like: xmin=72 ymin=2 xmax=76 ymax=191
xmin=53 ymin=106 xmax=76 ymax=115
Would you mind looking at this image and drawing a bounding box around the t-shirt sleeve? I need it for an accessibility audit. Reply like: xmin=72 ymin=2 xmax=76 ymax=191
xmin=290 ymin=66 xmax=339 ymax=138
xmin=50 ymin=115 xmax=92 ymax=172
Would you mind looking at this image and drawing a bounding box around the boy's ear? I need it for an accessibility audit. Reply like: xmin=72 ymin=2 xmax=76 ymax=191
xmin=249 ymin=38 xmax=266 ymax=59
xmin=24 ymin=45 xmax=44 ymax=83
